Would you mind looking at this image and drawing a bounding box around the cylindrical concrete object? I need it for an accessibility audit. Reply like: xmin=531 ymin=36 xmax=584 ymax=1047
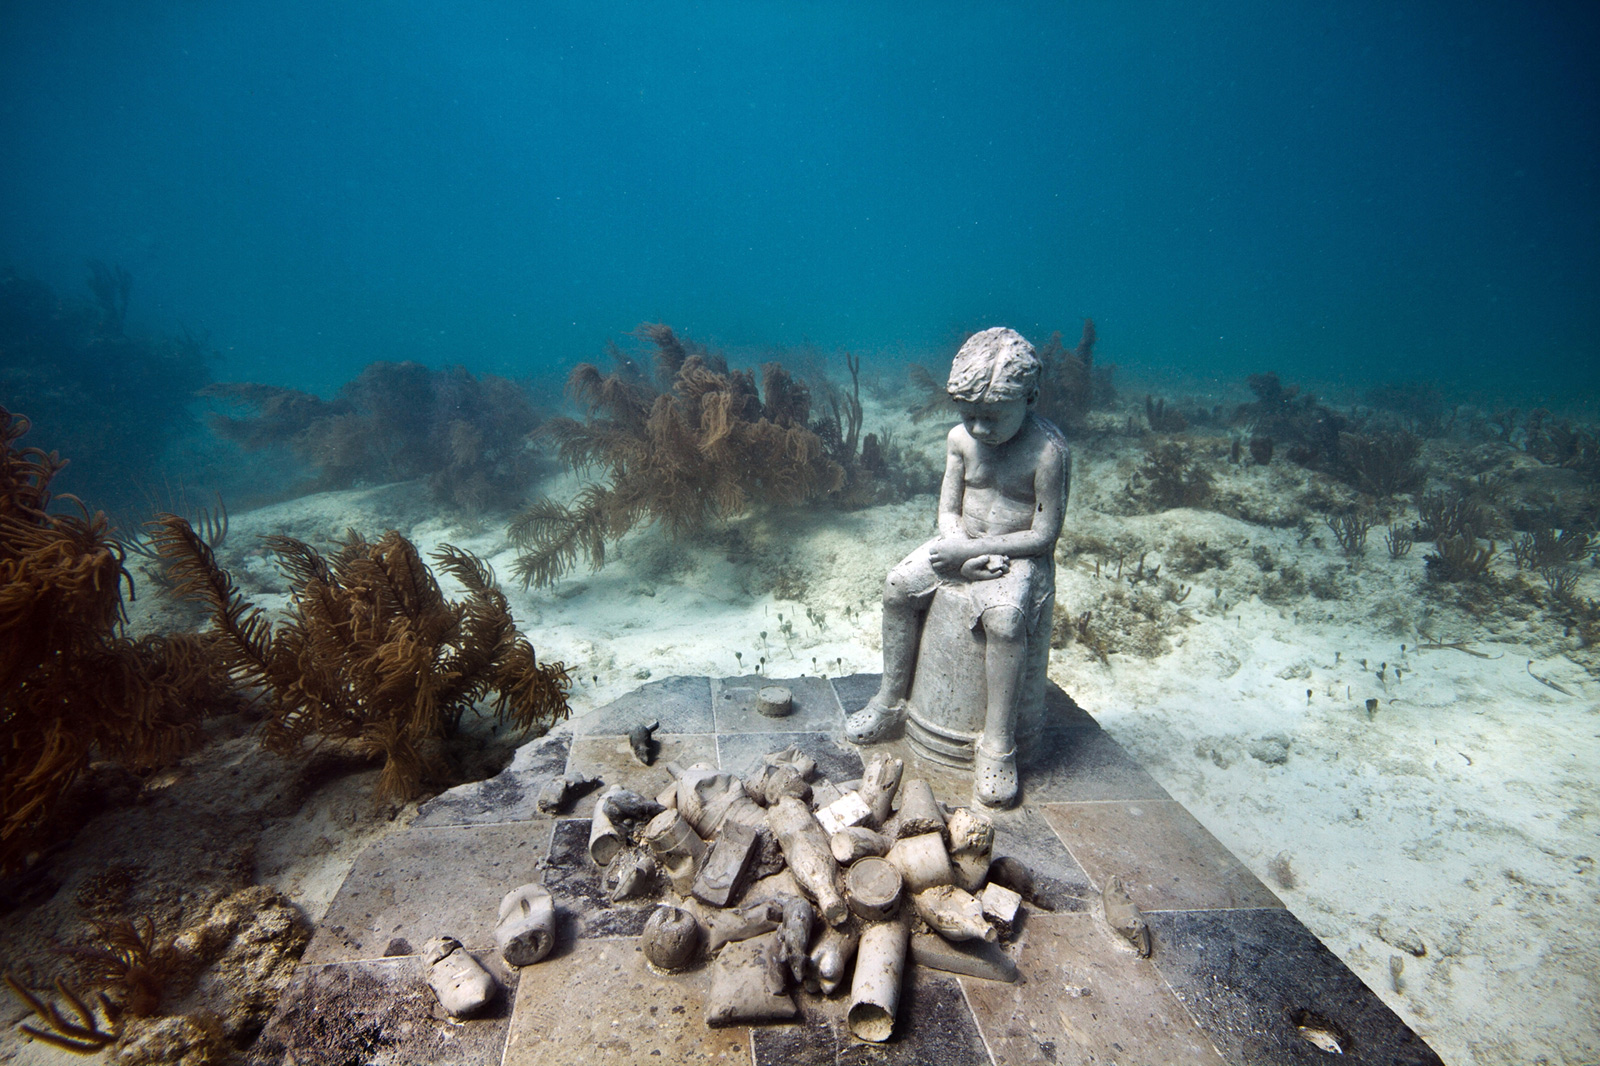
xmin=848 ymin=920 xmax=909 ymax=1042
xmin=423 ymin=936 xmax=497 ymax=1017
xmin=808 ymin=924 xmax=860 ymax=995
xmin=912 ymin=885 xmax=995 ymax=942
xmin=858 ymin=753 xmax=904 ymax=826
xmin=588 ymin=788 xmax=626 ymax=867
xmin=885 ymin=831 xmax=955 ymax=894
xmin=845 ymin=856 xmax=903 ymax=922
xmin=643 ymin=808 xmax=707 ymax=895
xmin=891 ymin=779 xmax=945 ymax=839
xmin=756 ymin=686 xmax=794 ymax=717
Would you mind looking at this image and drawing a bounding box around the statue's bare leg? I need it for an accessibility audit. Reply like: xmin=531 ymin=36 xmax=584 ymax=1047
xmin=845 ymin=575 xmax=921 ymax=744
xmin=975 ymin=605 xmax=1026 ymax=808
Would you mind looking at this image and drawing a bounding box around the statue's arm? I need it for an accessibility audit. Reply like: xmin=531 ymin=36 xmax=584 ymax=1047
xmin=1030 ymin=440 xmax=1069 ymax=549
xmin=936 ymin=428 xmax=967 ymax=538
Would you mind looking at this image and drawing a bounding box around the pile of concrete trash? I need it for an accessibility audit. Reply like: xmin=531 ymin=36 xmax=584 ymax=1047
xmin=420 ymin=696 xmax=1156 ymax=1035
xmin=576 ymin=743 xmax=1029 ymax=1041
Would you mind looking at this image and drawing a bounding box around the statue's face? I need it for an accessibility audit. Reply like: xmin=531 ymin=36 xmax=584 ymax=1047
xmin=956 ymin=396 xmax=1029 ymax=447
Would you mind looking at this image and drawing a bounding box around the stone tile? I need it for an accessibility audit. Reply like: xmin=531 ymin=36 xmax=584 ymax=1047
xmin=502 ymin=937 xmax=751 ymax=1065
xmin=1020 ymin=727 xmax=1172 ymax=803
xmin=1147 ymin=908 xmax=1444 ymax=1065
xmin=568 ymin=675 xmax=715 ymax=736
xmin=831 ymin=672 xmax=882 ymax=714
xmin=414 ymin=733 xmax=569 ymax=827
xmin=713 ymin=675 xmax=844 ymax=734
xmin=1041 ymin=801 xmax=1282 ymax=912
xmin=960 ymin=913 xmax=1225 ymax=1065
xmin=564 ymin=734 xmax=721 ymax=817
xmin=252 ymin=955 xmax=516 ymax=1066
xmin=987 ymin=804 xmax=1094 ymax=914
xmin=750 ymin=969 xmax=991 ymax=1066
xmin=507 ymin=732 xmax=575 ymax=776
xmin=1038 ymin=681 xmax=1099 ymax=731
xmin=717 ymin=731 xmax=865 ymax=786
xmin=542 ymin=818 xmax=657 ymax=938
xmin=305 ymin=822 xmax=553 ymax=964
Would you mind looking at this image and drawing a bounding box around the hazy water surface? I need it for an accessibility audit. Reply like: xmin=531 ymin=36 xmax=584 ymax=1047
xmin=2 ymin=1 xmax=1595 ymax=405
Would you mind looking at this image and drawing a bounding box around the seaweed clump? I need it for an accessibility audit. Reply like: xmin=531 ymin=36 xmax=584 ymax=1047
xmin=204 ymin=361 xmax=542 ymax=509
xmin=1 ymin=408 xmax=232 ymax=874
xmin=1336 ymin=429 xmax=1424 ymax=498
xmin=152 ymin=518 xmax=571 ymax=801
xmin=510 ymin=325 xmax=845 ymax=588
xmin=1124 ymin=441 xmax=1214 ymax=512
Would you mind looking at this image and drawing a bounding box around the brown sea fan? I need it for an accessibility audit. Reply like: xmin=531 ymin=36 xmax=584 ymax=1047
xmin=511 ymin=332 xmax=846 ymax=588
xmin=1 ymin=408 xmax=230 ymax=873
xmin=153 ymin=518 xmax=571 ymax=802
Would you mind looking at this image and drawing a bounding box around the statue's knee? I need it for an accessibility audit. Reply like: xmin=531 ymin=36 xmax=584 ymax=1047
xmin=982 ymin=606 xmax=1027 ymax=643
xmin=883 ymin=573 xmax=914 ymax=608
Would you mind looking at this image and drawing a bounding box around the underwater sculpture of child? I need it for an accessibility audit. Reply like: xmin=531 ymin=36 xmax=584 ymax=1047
xmin=845 ymin=327 xmax=1069 ymax=809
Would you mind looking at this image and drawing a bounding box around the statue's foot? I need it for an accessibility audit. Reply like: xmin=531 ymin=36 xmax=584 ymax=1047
xmin=845 ymin=695 xmax=904 ymax=745
xmin=974 ymin=741 xmax=1018 ymax=809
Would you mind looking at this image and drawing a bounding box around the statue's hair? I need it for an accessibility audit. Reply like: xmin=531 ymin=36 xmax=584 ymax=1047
xmin=946 ymin=328 xmax=1040 ymax=403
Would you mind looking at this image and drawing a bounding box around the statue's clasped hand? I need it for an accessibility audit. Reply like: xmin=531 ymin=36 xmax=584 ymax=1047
xmin=960 ymin=554 xmax=1010 ymax=582
xmin=929 ymin=539 xmax=1010 ymax=581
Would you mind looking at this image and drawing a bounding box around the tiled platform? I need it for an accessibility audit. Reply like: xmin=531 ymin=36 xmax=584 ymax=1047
xmin=251 ymin=675 xmax=1442 ymax=1065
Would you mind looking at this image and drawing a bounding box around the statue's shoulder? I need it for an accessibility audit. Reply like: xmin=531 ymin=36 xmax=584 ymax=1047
xmin=1028 ymin=414 xmax=1070 ymax=460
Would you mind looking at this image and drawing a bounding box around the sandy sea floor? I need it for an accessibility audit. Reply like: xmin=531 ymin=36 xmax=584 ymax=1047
xmin=5 ymin=396 xmax=1598 ymax=1065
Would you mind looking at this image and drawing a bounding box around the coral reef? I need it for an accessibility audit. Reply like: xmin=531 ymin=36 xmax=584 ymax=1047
xmin=1417 ymin=489 xmax=1487 ymax=543
xmin=153 ymin=517 xmax=571 ymax=801
xmin=1 ymin=408 xmax=233 ymax=873
xmin=7 ymin=884 xmax=310 ymax=1063
xmin=4 ymin=974 xmax=121 ymax=1052
xmin=510 ymin=325 xmax=850 ymax=588
xmin=204 ymin=361 xmax=543 ymax=509
xmin=60 ymin=916 xmax=173 ymax=1019
xmin=1143 ymin=395 xmax=1187 ymax=433
xmin=1035 ymin=319 xmax=1108 ymax=431
xmin=1324 ymin=511 xmax=1376 ymax=556
xmin=1231 ymin=372 xmax=1344 ymax=468
xmin=1523 ymin=409 xmax=1600 ymax=480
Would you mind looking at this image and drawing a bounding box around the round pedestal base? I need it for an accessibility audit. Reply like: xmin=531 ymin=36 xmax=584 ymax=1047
xmin=903 ymin=583 xmax=1052 ymax=767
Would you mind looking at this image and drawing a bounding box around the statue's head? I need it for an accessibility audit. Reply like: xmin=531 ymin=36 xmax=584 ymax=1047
xmin=946 ymin=327 xmax=1040 ymax=405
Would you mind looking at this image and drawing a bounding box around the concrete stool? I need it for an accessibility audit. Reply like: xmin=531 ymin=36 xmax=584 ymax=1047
xmin=903 ymin=582 xmax=1053 ymax=766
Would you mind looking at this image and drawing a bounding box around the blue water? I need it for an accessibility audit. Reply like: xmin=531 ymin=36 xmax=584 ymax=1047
xmin=2 ymin=1 xmax=1596 ymax=487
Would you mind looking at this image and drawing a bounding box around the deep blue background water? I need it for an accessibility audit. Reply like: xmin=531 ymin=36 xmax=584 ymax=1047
xmin=2 ymin=1 xmax=1596 ymax=404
